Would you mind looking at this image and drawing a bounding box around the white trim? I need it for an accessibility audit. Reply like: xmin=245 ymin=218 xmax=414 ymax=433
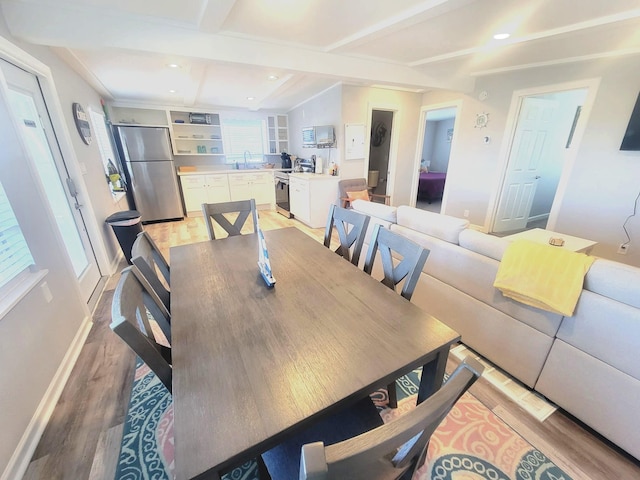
xmin=0 ymin=269 xmax=48 ymax=321
xmin=411 ymin=100 xmax=462 ymax=208
xmin=288 ymin=82 xmax=342 ymax=113
xmin=483 ymin=77 xmax=602 ymax=233
xmin=0 ymin=315 xmax=93 ymax=480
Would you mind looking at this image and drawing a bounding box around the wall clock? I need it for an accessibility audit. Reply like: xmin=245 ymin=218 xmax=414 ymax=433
xmin=475 ymin=112 xmax=489 ymax=129
xmin=72 ymin=102 xmax=92 ymax=145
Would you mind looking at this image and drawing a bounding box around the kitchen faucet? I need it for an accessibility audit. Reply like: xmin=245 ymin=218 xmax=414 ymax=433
xmin=243 ymin=150 xmax=252 ymax=168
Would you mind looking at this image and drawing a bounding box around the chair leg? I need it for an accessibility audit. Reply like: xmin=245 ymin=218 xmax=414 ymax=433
xmin=387 ymin=381 xmax=398 ymax=409
xmin=256 ymin=455 xmax=272 ymax=479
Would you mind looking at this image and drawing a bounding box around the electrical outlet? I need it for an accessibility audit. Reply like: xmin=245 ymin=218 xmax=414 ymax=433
xmin=618 ymin=243 xmax=629 ymax=255
xmin=463 ymin=210 xmax=469 ymax=218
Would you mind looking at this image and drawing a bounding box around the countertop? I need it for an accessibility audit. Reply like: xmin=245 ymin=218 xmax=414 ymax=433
xmin=177 ymin=167 xmax=284 ymax=176
xmin=289 ymin=172 xmax=339 ymax=181
xmin=177 ymin=167 xmax=340 ymax=180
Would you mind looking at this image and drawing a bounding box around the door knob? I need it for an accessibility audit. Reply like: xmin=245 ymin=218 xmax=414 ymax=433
xmin=535 ymin=176 xmax=541 ymax=179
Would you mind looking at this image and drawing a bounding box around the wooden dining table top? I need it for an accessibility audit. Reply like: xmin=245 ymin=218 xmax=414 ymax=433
xmin=170 ymin=226 xmax=460 ymax=480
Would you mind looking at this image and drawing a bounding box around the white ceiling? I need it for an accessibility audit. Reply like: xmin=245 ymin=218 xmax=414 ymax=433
xmin=2 ymin=0 xmax=639 ymax=112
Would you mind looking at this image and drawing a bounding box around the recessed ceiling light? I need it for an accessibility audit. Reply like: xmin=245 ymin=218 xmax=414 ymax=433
xmin=268 ymin=75 xmax=279 ymax=80
xmin=493 ymin=33 xmax=510 ymax=40
xmin=167 ymin=63 xmax=180 ymax=68
xmin=247 ymin=96 xmax=255 ymax=101
xmin=168 ymin=89 xmax=177 ymax=93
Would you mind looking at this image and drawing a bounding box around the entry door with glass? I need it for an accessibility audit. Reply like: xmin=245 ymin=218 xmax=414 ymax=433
xmin=0 ymin=60 xmax=101 ymax=302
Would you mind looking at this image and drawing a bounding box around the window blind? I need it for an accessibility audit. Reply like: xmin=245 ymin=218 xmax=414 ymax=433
xmin=0 ymin=183 xmax=35 ymax=289
xmin=222 ymin=119 xmax=264 ymax=164
xmin=89 ymin=109 xmax=118 ymax=173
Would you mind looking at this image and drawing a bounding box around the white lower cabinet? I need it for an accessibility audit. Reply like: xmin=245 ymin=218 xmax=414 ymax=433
xmin=289 ymin=175 xmax=339 ymax=228
xmin=180 ymin=174 xmax=230 ymax=215
xmin=228 ymin=172 xmax=275 ymax=205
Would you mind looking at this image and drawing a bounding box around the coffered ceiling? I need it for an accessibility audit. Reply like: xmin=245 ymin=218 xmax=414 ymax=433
xmin=2 ymin=0 xmax=639 ymax=111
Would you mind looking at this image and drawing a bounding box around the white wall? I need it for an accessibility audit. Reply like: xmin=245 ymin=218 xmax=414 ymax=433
xmin=421 ymin=54 xmax=640 ymax=266
xmin=426 ymin=117 xmax=454 ymax=173
xmin=288 ymin=84 xmax=342 ymax=173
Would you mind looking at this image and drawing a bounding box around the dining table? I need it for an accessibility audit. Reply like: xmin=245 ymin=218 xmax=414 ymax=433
xmin=170 ymin=226 xmax=460 ymax=480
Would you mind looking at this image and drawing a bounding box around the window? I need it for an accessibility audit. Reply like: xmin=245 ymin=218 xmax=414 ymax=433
xmin=89 ymin=108 xmax=124 ymax=194
xmin=0 ymin=181 xmax=35 ymax=290
xmin=222 ymin=118 xmax=265 ymax=165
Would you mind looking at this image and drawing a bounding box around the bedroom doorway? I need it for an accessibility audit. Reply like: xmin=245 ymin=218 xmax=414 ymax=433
xmin=415 ymin=107 xmax=457 ymax=212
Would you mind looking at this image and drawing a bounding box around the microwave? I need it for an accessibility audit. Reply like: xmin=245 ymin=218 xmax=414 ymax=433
xmin=302 ymin=125 xmax=335 ymax=148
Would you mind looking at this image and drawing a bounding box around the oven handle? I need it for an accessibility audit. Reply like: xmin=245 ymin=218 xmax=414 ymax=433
xmin=275 ymin=178 xmax=289 ymax=187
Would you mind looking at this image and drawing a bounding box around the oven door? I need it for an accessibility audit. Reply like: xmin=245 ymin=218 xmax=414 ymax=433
xmin=275 ymin=175 xmax=291 ymax=217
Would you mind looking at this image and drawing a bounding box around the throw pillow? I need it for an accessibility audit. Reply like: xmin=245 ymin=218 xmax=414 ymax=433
xmin=346 ymin=189 xmax=370 ymax=202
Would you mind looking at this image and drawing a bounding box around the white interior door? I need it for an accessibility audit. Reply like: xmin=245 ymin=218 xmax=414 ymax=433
xmin=493 ymin=97 xmax=558 ymax=233
xmin=0 ymin=60 xmax=101 ymax=302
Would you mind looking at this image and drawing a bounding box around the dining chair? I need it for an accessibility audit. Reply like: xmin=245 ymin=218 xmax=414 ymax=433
xmin=338 ymin=178 xmax=390 ymax=209
xmin=201 ymin=198 xmax=258 ymax=240
xmin=363 ymin=224 xmax=430 ymax=301
xmin=131 ymin=231 xmax=170 ymax=314
xmin=364 ymin=223 xmax=430 ymax=407
xmin=324 ymin=204 xmax=371 ymax=266
xmin=262 ymin=356 xmax=483 ymax=480
xmin=111 ymin=266 xmax=172 ymax=393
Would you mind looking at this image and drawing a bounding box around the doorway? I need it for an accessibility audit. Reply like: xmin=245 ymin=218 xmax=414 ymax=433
xmin=368 ymin=110 xmax=394 ymax=196
xmin=416 ymin=107 xmax=457 ymax=213
xmin=492 ymin=88 xmax=588 ymax=234
xmin=0 ymin=59 xmax=102 ymax=302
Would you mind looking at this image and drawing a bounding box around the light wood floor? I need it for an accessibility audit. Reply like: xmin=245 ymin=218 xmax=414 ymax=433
xmin=24 ymin=211 xmax=640 ymax=479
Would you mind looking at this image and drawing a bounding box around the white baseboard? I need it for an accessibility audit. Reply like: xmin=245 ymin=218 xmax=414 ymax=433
xmin=527 ymin=213 xmax=549 ymax=223
xmin=109 ymin=250 xmax=125 ymax=275
xmin=1 ymin=315 xmax=94 ymax=480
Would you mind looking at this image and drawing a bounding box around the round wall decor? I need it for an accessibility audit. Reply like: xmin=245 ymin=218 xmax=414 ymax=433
xmin=72 ymin=102 xmax=92 ymax=145
xmin=475 ymin=112 xmax=489 ymax=129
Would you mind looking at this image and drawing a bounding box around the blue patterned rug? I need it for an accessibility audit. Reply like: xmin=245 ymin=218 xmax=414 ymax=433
xmin=115 ymin=360 xmax=573 ymax=480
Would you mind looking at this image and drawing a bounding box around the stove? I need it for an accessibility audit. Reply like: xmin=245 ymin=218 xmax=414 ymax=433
xmin=274 ymin=169 xmax=292 ymax=218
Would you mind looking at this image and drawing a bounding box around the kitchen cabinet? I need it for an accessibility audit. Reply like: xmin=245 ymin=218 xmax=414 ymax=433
xmin=228 ymin=172 xmax=275 ymax=205
xmin=180 ymin=174 xmax=230 ymax=215
xmin=289 ymin=174 xmax=339 ymax=228
xmin=169 ymin=110 xmax=224 ymax=156
xmin=267 ymin=114 xmax=289 ymax=154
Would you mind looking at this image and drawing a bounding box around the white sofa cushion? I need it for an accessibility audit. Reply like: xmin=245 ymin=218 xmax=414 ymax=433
xmin=396 ymin=206 xmax=468 ymax=244
xmin=584 ymin=258 xmax=640 ymax=309
xmin=459 ymin=229 xmax=509 ymax=262
xmin=351 ymin=199 xmax=397 ymax=223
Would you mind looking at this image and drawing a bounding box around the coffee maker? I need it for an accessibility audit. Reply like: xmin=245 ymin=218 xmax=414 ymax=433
xmin=280 ymin=152 xmax=292 ymax=169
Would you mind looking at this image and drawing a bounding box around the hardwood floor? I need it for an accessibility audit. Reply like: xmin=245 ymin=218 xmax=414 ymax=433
xmin=23 ymin=210 xmax=640 ymax=479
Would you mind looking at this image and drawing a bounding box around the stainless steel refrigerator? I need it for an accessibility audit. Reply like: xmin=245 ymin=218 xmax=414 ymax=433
xmin=114 ymin=126 xmax=184 ymax=223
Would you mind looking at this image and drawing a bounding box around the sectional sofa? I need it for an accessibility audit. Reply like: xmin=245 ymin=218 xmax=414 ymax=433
xmin=351 ymin=199 xmax=640 ymax=461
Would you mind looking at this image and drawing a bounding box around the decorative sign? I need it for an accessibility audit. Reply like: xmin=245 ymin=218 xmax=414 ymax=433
xmin=72 ymin=102 xmax=92 ymax=145
xmin=475 ymin=112 xmax=489 ymax=129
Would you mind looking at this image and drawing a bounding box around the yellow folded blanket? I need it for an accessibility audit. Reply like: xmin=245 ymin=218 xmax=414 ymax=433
xmin=493 ymin=239 xmax=595 ymax=317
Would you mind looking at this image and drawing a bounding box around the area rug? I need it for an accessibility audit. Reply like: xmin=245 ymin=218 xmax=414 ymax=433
xmin=115 ymin=361 xmax=573 ymax=480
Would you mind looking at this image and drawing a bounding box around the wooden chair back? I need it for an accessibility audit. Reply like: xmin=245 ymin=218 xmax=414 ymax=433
xmin=111 ymin=266 xmax=172 ymax=393
xmin=338 ymin=178 xmax=390 ymax=208
xmin=131 ymin=231 xmax=170 ymax=313
xmin=324 ymin=204 xmax=371 ymax=266
xmin=202 ymin=199 xmax=258 ymax=240
xmin=299 ymin=357 xmax=484 ymax=480
xmin=363 ymin=224 xmax=430 ymax=301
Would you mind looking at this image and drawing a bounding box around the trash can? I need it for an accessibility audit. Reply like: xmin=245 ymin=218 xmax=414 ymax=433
xmin=105 ymin=210 xmax=143 ymax=264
